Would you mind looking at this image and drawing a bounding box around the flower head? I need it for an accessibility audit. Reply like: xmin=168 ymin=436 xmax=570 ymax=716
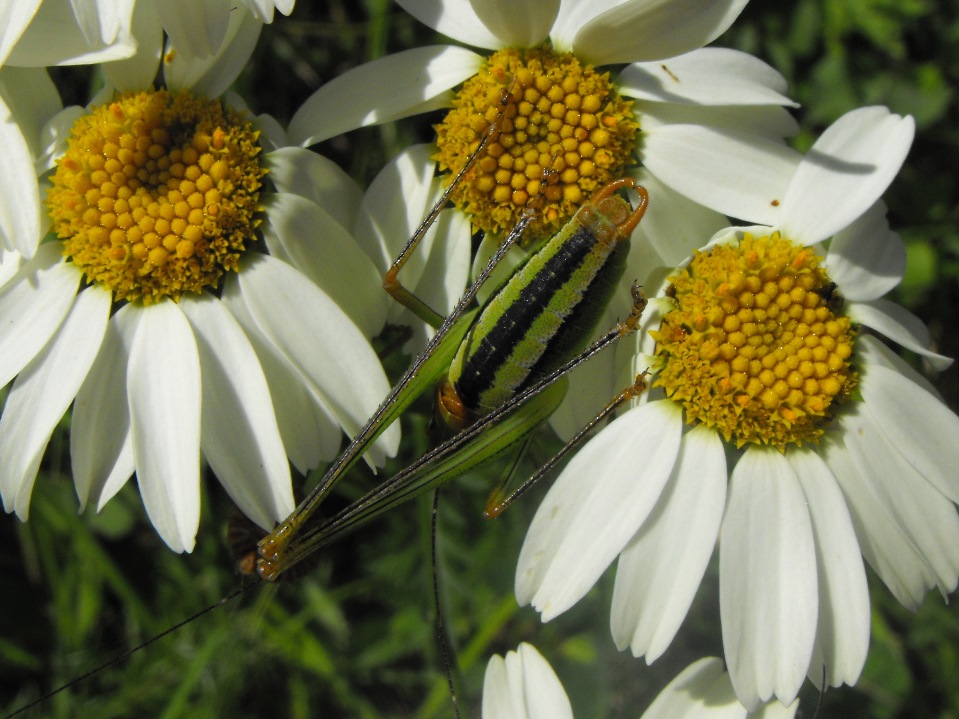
xmin=0 ymin=10 xmax=397 ymax=552
xmin=287 ymin=0 xmax=798 ymax=247
xmin=515 ymin=106 xmax=959 ymax=710
xmin=481 ymin=645 xmax=797 ymax=719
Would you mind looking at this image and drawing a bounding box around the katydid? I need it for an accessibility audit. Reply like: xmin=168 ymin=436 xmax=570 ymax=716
xmin=257 ymin=177 xmax=650 ymax=581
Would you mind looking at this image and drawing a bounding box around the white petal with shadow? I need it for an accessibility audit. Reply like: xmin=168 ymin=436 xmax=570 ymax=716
xmin=619 ymin=48 xmax=795 ymax=107
xmin=789 ymin=449 xmax=869 ymax=690
xmin=848 ymin=299 xmax=952 ymax=371
xmin=571 ymin=0 xmax=748 ymax=66
xmin=482 ymin=643 xmax=573 ymax=719
xmin=181 ymin=294 xmax=294 ymax=530
xmin=264 ymin=147 xmax=363 ymax=232
xmin=261 ymin=191 xmax=386 ymax=338
xmin=843 ymin=412 xmax=959 ymax=596
xmin=72 ymin=303 xmax=139 ymax=510
xmin=0 ymin=285 xmax=110 ymax=517
xmin=396 ymin=0 xmax=502 ymax=49
xmin=642 ymin=123 xmax=800 ymax=225
xmin=288 ymin=46 xmax=482 ymax=147
xmin=235 ymin=254 xmax=399 ymax=466
xmin=611 ymin=424 xmax=726 ymax=661
xmin=220 ymin=277 xmax=342 ymax=471
xmin=720 ymin=449 xmax=817 ymax=710
xmin=825 ymin=201 xmax=904 ymax=301
xmin=516 ymin=400 xmax=682 ymax=621
xmin=0 ymin=92 xmax=41 ymax=257
xmin=164 ymin=5 xmax=261 ymax=98
xmin=860 ymin=362 xmax=959 ymax=504
xmin=0 ymin=245 xmax=79 ymax=387
xmin=127 ymin=301 xmax=202 ymax=553
xmin=780 ymin=107 xmax=914 ymax=246
xmin=471 ymin=0 xmax=558 ymax=47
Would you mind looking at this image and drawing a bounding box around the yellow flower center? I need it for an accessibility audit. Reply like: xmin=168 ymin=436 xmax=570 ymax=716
xmin=651 ymin=233 xmax=857 ymax=449
xmin=434 ymin=46 xmax=638 ymax=243
xmin=47 ymin=89 xmax=265 ymax=305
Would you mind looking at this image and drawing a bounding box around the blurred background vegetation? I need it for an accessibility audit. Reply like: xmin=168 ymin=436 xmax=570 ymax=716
xmin=1 ymin=0 xmax=957 ymax=717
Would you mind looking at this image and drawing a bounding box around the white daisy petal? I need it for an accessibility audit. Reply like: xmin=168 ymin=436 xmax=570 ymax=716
xmin=571 ymin=0 xmax=749 ymax=66
xmin=779 ymin=107 xmax=915 ymax=246
xmin=0 ymin=91 xmax=42 ymax=257
xmin=470 ymin=0 xmax=558 ymax=48
xmin=235 ymin=254 xmax=399 ymax=465
xmin=720 ymin=449 xmax=817 ymax=710
xmin=164 ymin=6 xmax=262 ymax=98
xmin=127 ymin=301 xmax=201 ymax=553
xmin=847 ymin=298 xmax=953 ymax=370
xmin=638 ymin=101 xmax=799 ymax=143
xmin=640 ymin=657 xmax=747 ymax=719
xmin=825 ymin=201 xmax=905 ymax=301
xmin=0 ymin=285 xmax=110 ymax=517
xmin=642 ymin=123 xmax=801 ymax=224
xmin=220 ymin=277 xmax=344 ymax=472
xmin=751 ymin=698 xmax=800 ymax=719
xmin=856 ymin=334 xmax=940 ymax=400
xmin=395 ymin=0 xmax=503 ymax=49
xmin=517 ymin=400 xmax=683 ymax=621
xmin=788 ymin=449 xmax=870 ymax=690
xmin=0 ymin=245 xmax=80 ymax=387
xmin=263 ymin=147 xmax=363 ymax=234
xmin=354 ymin=144 xmax=472 ymax=338
xmin=842 ymin=408 xmax=959 ymax=597
xmin=0 ymin=0 xmax=42 ymax=66
xmin=180 ymin=295 xmax=294 ymax=530
xmin=619 ymin=48 xmax=796 ymax=107
xmin=859 ymin=363 xmax=959 ymax=506
xmin=155 ymin=0 xmax=232 ymax=59
xmin=101 ymin=0 xmax=163 ymax=93
xmin=35 ymin=105 xmax=84 ymax=176
xmin=72 ymin=303 xmax=139 ymax=511
xmin=611 ymin=424 xmax=726 ymax=661
xmin=550 ymin=0 xmax=622 ymax=52
xmin=261 ymin=192 xmax=386 ymax=338
xmin=0 ymin=66 xmax=61 ymax=163
xmin=824 ymin=434 xmax=935 ymax=609
xmin=288 ymin=46 xmax=483 ymax=148
xmin=4 ymin=0 xmax=136 ymax=66
xmin=482 ymin=643 xmax=573 ymax=719
xmin=355 ymin=144 xmax=442 ymax=273
xmin=400 ymin=205 xmax=472 ymax=350
xmin=69 ymin=0 xmax=134 ymax=46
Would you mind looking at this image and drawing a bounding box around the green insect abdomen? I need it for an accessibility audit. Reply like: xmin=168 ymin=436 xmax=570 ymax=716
xmin=446 ymin=180 xmax=647 ymax=422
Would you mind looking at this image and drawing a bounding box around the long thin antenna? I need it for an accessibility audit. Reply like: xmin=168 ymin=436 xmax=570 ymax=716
xmin=3 ymin=581 xmax=259 ymax=719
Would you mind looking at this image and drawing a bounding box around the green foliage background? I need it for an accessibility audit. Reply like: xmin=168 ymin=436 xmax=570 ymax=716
xmin=1 ymin=1 xmax=957 ymax=717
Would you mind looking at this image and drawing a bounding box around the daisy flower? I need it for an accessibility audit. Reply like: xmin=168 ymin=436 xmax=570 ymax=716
xmin=515 ymin=106 xmax=959 ymax=709
xmin=482 ymin=645 xmax=797 ymax=719
xmin=0 ymin=6 xmax=397 ymax=553
xmin=286 ymin=0 xmax=800 ymax=248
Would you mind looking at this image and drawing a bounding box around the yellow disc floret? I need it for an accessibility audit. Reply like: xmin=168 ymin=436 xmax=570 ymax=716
xmin=48 ymin=89 xmax=265 ymax=304
xmin=434 ymin=46 xmax=638 ymax=243
xmin=652 ymin=233 xmax=857 ymax=449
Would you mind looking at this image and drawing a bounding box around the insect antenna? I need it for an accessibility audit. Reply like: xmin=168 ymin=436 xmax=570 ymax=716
xmin=1 ymin=581 xmax=258 ymax=719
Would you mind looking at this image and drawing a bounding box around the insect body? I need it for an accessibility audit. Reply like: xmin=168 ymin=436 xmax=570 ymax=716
xmin=258 ymin=178 xmax=649 ymax=581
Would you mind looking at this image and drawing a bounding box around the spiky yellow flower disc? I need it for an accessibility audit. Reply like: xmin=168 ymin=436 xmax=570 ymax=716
xmin=434 ymin=46 xmax=638 ymax=242
xmin=47 ymin=89 xmax=265 ymax=305
xmin=652 ymin=233 xmax=857 ymax=449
